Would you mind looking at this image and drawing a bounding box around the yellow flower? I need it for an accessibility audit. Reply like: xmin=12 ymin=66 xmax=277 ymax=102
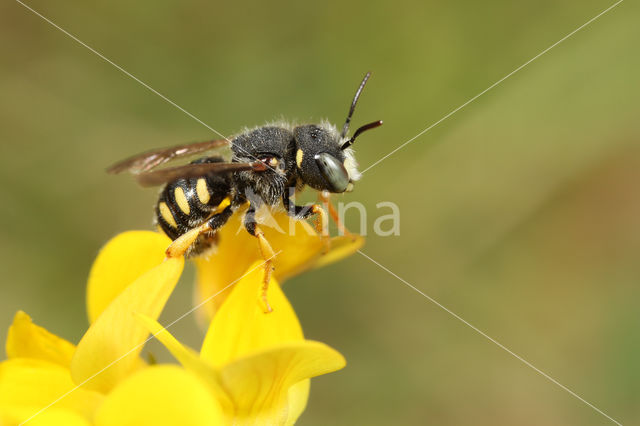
xmin=193 ymin=208 xmax=364 ymax=319
xmin=1 ymin=210 xmax=362 ymax=425
xmin=137 ymin=261 xmax=346 ymax=425
xmin=1 ymin=231 xmax=190 ymax=425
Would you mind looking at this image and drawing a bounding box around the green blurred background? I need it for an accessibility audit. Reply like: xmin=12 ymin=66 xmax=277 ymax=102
xmin=1 ymin=0 xmax=639 ymax=424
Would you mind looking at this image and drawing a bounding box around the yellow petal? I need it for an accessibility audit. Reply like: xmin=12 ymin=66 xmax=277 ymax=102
xmin=0 ymin=358 xmax=103 ymax=423
xmin=194 ymin=209 xmax=362 ymax=320
xmin=87 ymin=231 xmax=171 ymax=323
xmin=134 ymin=313 xmax=232 ymax=411
xmin=200 ymin=261 xmax=303 ymax=367
xmin=138 ymin=273 xmax=343 ymax=425
xmin=286 ymin=234 xmax=365 ymax=277
xmin=71 ymin=257 xmax=183 ymax=393
xmin=286 ymin=379 xmax=310 ymax=425
xmin=138 ymin=315 xmax=341 ymax=425
xmin=219 ymin=341 xmax=346 ymax=425
xmin=6 ymin=311 xmax=75 ymax=368
xmin=312 ymin=234 xmax=365 ymax=269
xmin=1 ymin=407 xmax=91 ymax=426
xmin=94 ymin=365 xmax=224 ymax=426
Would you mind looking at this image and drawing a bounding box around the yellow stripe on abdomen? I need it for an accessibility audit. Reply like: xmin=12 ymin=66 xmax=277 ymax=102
xmin=159 ymin=202 xmax=178 ymax=228
xmin=174 ymin=187 xmax=190 ymax=215
xmin=196 ymin=178 xmax=211 ymax=205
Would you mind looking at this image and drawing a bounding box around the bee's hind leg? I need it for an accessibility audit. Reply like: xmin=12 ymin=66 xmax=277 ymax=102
xmin=165 ymin=207 xmax=233 ymax=258
xmin=244 ymin=204 xmax=276 ymax=313
xmin=165 ymin=223 xmax=212 ymax=258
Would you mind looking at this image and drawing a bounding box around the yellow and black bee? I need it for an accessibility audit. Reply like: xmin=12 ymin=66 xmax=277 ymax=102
xmin=107 ymin=72 xmax=381 ymax=310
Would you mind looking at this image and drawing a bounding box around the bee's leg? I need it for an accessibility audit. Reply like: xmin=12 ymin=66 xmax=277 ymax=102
xmin=309 ymin=204 xmax=330 ymax=253
xmin=165 ymin=207 xmax=233 ymax=258
xmin=165 ymin=223 xmax=212 ymax=258
xmin=318 ymin=190 xmax=355 ymax=240
xmin=283 ymin=194 xmax=330 ymax=253
xmin=244 ymin=204 xmax=275 ymax=313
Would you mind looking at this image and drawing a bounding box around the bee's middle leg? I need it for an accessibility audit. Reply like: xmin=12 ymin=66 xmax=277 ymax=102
xmin=244 ymin=204 xmax=276 ymax=313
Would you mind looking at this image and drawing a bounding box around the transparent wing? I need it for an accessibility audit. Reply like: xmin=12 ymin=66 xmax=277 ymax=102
xmin=106 ymin=139 xmax=231 ymax=174
xmin=135 ymin=161 xmax=267 ymax=187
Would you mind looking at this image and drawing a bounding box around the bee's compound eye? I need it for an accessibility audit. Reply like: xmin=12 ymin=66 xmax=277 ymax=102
xmin=315 ymin=152 xmax=349 ymax=193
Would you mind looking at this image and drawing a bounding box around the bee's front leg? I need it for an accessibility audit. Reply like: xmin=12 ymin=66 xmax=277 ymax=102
xmin=318 ymin=190 xmax=355 ymax=240
xmin=244 ymin=203 xmax=276 ymax=313
xmin=282 ymin=194 xmax=330 ymax=253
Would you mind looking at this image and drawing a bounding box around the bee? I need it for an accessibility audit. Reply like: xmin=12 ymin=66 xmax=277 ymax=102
xmin=107 ymin=72 xmax=382 ymax=311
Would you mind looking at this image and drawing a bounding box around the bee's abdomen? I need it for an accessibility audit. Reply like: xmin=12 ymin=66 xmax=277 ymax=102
xmin=156 ymin=173 xmax=232 ymax=241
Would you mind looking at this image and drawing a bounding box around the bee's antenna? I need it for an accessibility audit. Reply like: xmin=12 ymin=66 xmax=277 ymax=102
xmin=341 ymin=120 xmax=383 ymax=150
xmin=341 ymin=72 xmax=372 ymax=139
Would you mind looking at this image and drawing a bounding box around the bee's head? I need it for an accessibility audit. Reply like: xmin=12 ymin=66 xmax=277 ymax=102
xmin=293 ymin=120 xmax=381 ymax=193
xmin=293 ymin=72 xmax=382 ymax=193
xmin=293 ymin=124 xmax=353 ymax=193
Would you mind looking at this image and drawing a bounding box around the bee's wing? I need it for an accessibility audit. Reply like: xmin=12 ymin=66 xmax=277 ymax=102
xmin=135 ymin=161 xmax=267 ymax=187
xmin=106 ymin=139 xmax=231 ymax=174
